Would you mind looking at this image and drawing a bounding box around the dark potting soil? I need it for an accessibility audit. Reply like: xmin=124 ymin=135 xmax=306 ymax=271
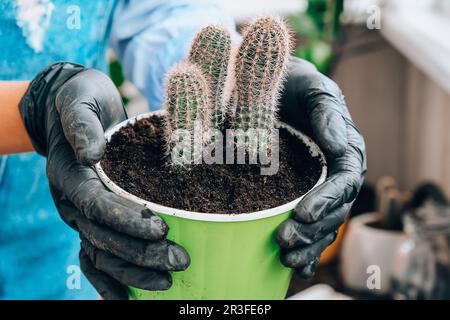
xmin=101 ymin=116 xmax=323 ymax=214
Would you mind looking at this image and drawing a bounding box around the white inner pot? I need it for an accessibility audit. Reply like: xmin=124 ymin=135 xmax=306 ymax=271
xmin=95 ymin=111 xmax=327 ymax=222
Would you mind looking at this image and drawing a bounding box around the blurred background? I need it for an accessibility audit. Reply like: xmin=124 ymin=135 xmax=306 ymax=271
xmin=110 ymin=0 xmax=450 ymax=300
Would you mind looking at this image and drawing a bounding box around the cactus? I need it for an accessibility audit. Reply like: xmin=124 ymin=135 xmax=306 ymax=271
xmin=164 ymin=62 xmax=211 ymax=164
xmin=162 ymin=17 xmax=291 ymax=166
xmin=230 ymin=16 xmax=291 ymax=133
xmin=188 ymin=25 xmax=231 ymax=129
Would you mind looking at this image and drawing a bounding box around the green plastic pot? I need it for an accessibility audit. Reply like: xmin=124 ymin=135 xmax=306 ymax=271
xmin=95 ymin=112 xmax=327 ymax=300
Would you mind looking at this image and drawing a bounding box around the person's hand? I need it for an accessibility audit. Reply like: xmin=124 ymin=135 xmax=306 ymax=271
xmin=276 ymin=57 xmax=366 ymax=278
xmin=19 ymin=62 xmax=190 ymax=299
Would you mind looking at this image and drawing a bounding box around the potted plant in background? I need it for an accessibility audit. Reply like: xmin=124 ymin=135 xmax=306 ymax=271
xmin=289 ymin=0 xmax=344 ymax=75
xmin=341 ymin=179 xmax=450 ymax=297
xmin=340 ymin=177 xmax=407 ymax=295
xmin=96 ymin=16 xmax=327 ymax=300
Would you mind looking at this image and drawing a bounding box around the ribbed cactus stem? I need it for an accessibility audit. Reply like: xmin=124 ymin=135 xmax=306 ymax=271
xmin=189 ymin=25 xmax=231 ymax=129
xmin=164 ymin=62 xmax=211 ymax=163
xmin=231 ymin=16 xmax=291 ymax=134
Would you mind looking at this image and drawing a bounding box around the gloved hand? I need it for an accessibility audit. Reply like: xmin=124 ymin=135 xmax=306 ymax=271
xmin=276 ymin=57 xmax=367 ymax=278
xmin=19 ymin=62 xmax=190 ymax=299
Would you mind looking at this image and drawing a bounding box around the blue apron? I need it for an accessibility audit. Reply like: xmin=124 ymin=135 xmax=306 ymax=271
xmin=0 ymin=0 xmax=116 ymax=299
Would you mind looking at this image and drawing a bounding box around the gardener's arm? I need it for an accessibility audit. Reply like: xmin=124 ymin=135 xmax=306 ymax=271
xmin=18 ymin=62 xmax=189 ymax=299
xmin=110 ymin=0 xmax=238 ymax=110
xmin=276 ymin=57 xmax=367 ymax=277
xmin=0 ymin=81 xmax=34 ymax=154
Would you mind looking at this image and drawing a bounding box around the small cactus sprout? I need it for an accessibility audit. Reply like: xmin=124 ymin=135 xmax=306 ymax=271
xmin=164 ymin=62 xmax=211 ymax=165
xmin=188 ymin=25 xmax=231 ymax=130
xmin=230 ymin=16 xmax=291 ymax=134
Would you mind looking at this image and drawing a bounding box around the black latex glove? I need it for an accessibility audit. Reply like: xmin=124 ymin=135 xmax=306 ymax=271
xmin=19 ymin=62 xmax=190 ymax=299
xmin=276 ymin=57 xmax=367 ymax=278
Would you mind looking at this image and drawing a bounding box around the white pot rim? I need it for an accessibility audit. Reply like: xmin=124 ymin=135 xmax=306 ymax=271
xmin=95 ymin=112 xmax=327 ymax=222
xmin=350 ymin=212 xmax=407 ymax=238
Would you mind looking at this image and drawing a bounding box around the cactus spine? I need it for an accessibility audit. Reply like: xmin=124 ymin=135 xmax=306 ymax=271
xmin=164 ymin=62 xmax=211 ymax=163
xmin=230 ymin=16 xmax=291 ymax=134
xmin=189 ymin=25 xmax=231 ymax=130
